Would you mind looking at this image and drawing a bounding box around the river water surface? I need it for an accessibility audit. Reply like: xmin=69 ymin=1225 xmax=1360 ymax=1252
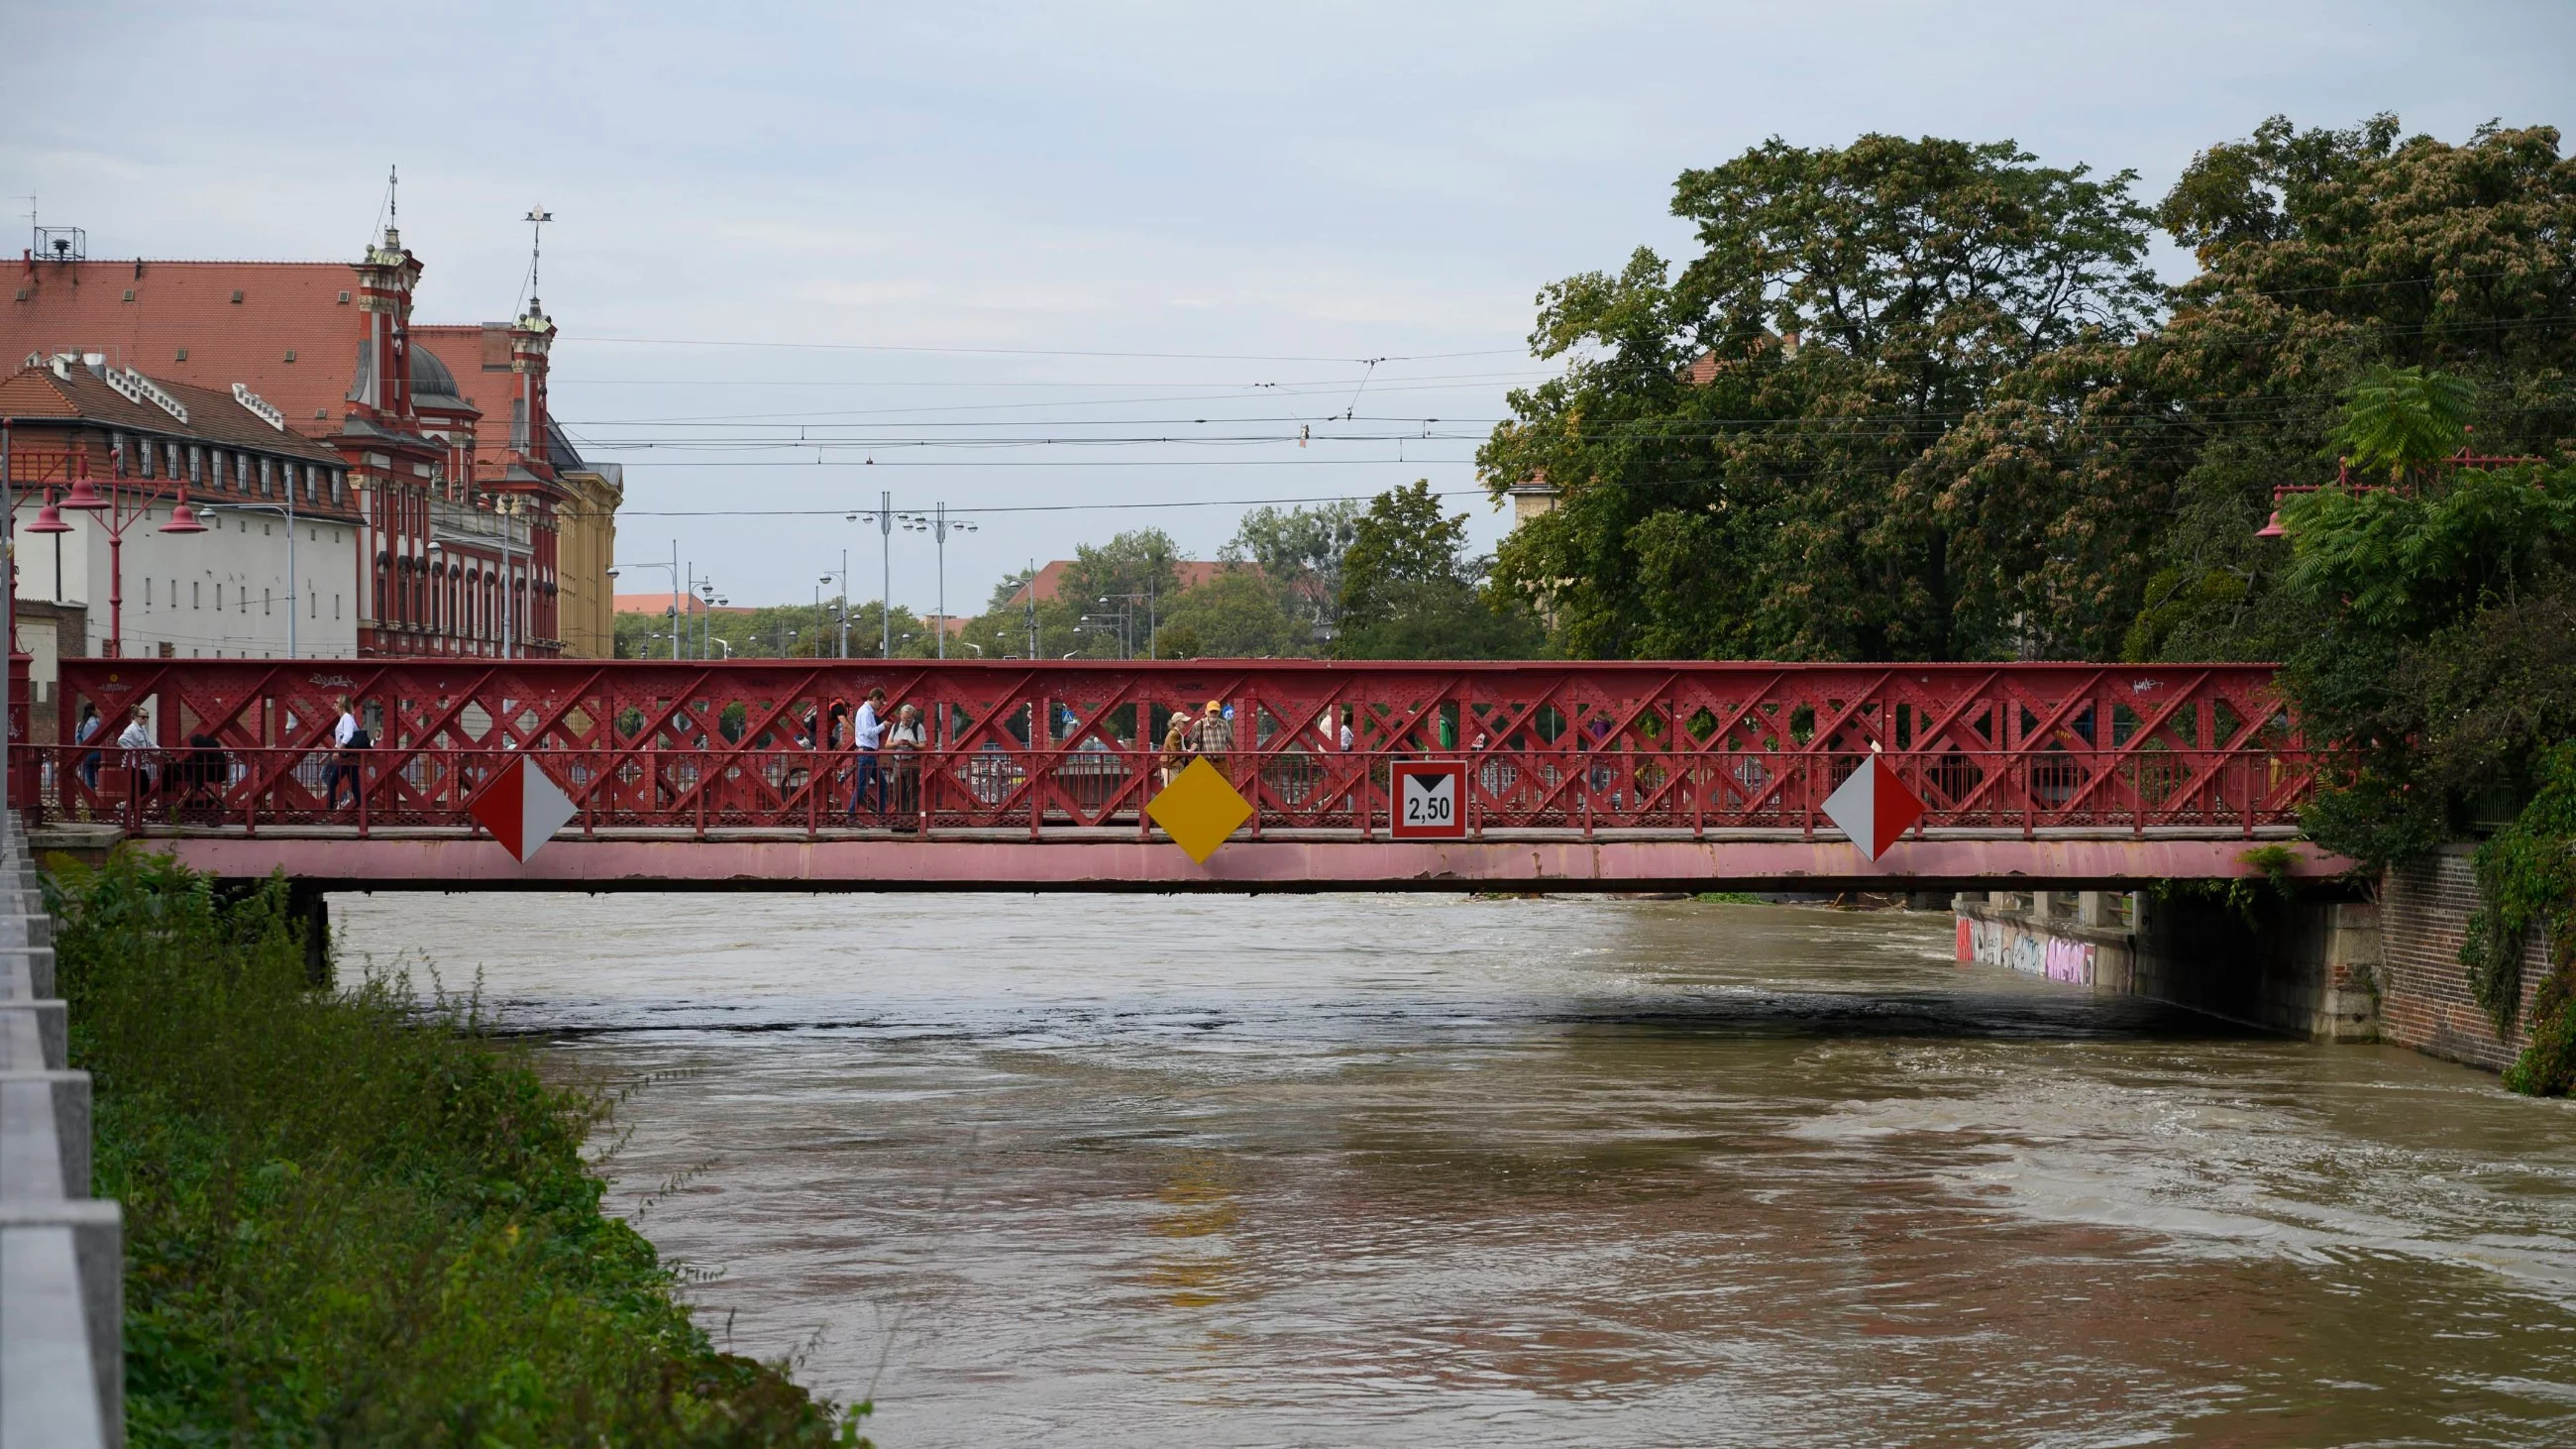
xmin=337 ymin=892 xmax=2576 ymax=1447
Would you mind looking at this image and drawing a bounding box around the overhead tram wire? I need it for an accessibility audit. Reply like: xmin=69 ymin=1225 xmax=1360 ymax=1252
xmin=557 ymin=391 xmax=2576 ymax=455
xmin=566 ymin=335 xmax=1530 ymax=364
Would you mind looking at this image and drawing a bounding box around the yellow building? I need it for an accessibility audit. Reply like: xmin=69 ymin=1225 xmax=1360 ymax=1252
xmin=554 ymin=459 xmax=623 ymax=657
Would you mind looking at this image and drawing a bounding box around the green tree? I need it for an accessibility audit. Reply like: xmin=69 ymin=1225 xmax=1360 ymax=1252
xmin=2118 ymin=116 xmax=2576 ymax=659
xmin=1337 ymin=481 xmax=1543 ymax=659
xmin=1483 ymin=133 xmax=2161 ymax=661
xmin=1227 ymin=500 xmax=1360 ymax=641
xmin=1158 ymin=565 xmax=1307 ymax=657
xmin=1061 ymin=529 xmax=1180 ymax=618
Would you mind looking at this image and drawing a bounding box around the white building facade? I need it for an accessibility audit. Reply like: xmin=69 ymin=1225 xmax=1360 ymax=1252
xmin=3 ymin=356 xmax=367 ymax=673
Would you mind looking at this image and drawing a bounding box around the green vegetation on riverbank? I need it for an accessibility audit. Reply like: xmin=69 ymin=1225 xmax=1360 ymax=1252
xmin=49 ymin=850 xmax=867 ymax=1446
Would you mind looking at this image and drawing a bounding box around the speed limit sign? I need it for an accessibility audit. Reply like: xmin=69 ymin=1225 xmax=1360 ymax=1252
xmin=1391 ymin=759 xmax=1467 ymax=839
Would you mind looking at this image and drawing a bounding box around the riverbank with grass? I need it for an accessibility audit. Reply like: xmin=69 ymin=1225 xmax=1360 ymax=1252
xmin=47 ymin=850 xmax=868 ymax=1446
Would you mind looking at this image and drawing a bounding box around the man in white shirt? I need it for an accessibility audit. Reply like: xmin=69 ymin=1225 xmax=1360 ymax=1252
xmin=847 ymin=687 xmax=890 ymax=821
xmin=327 ymin=696 xmax=367 ymax=810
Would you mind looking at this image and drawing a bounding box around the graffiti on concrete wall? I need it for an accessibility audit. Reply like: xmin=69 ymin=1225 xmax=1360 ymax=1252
xmin=1960 ymin=913 xmax=2094 ymax=987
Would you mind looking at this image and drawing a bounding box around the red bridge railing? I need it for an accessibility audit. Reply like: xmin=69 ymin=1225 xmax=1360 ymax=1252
xmin=39 ymin=659 xmax=2318 ymax=839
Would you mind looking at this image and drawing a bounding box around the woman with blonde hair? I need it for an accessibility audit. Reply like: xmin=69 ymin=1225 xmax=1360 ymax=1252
xmin=1159 ymin=708 xmax=1194 ymax=788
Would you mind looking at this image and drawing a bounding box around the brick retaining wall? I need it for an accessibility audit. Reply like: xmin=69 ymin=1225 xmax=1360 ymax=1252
xmin=2379 ymin=845 xmax=2551 ymax=1071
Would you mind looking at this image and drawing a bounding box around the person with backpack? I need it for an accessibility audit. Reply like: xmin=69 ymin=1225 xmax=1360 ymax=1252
xmin=327 ymin=696 xmax=372 ymax=811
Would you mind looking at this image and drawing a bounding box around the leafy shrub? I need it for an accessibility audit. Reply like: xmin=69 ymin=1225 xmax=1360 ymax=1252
xmin=2462 ymin=746 xmax=2576 ymax=1094
xmin=49 ymin=850 xmax=868 ymax=1446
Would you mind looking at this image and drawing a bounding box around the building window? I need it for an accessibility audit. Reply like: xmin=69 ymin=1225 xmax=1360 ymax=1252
xmin=335 ymin=595 xmax=342 ymax=620
xmin=216 ymin=584 xmax=223 ymax=611
xmin=258 ymin=458 xmax=270 ymax=496
xmin=193 ymin=582 xmax=201 ymax=610
xmin=188 ymin=447 xmax=202 ymax=485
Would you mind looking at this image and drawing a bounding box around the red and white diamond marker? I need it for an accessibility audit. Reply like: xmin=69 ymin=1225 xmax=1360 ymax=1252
xmin=466 ymin=755 xmax=580 ymax=863
xmin=1820 ymin=754 xmax=1926 ymax=862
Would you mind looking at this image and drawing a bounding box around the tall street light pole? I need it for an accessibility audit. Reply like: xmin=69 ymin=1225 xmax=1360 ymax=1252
xmin=899 ymin=502 xmax=978 ymax=660
xmin=608 ymin=557 xmax=679 ymax=658
xmin=877 ymin=490 xmax=893 ymax=658
xmin=820 ymin=557 xmax=849 ymax=658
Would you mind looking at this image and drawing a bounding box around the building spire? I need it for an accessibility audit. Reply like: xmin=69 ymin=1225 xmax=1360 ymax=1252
xmin=375 ymin=164 xmax=403 ymax=256
xmin=520 ymin=205 xmax=552 ymax=318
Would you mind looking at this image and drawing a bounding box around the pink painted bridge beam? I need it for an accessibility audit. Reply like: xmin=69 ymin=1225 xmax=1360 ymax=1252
xmin=155 ymin=834 xmax=2352 ymax=894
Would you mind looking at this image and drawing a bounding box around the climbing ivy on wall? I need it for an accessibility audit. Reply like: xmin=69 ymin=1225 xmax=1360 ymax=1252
xmin=2466 ymin=744 xmax=2576 ymax=1095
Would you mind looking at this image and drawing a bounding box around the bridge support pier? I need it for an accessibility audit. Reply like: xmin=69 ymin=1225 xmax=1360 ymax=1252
xmin=285 ymin=882 xmax=331 ymax=990
xmin=1957 ymin=888 xmax=2379 ymax=1042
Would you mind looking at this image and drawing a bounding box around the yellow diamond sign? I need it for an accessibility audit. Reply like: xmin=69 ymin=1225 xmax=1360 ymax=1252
xmin=1146 ymin=757 xmax=1252 ymax=863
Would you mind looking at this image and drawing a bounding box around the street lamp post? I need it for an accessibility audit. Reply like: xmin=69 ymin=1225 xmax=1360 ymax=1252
xmin=842 ymin=503 xmax=894 ymax=657
xmin=818 ymin=562 xmax=850 ymax=658
xmin=876 ymin=492 xmax=892 ymax=657
xmin=1095 ymin=590 xmax=1154 ymax=660
xmin=608 ymin=556 xmax=681 ymax=658
xmin=899 ymin=502 xmax=977 ymax=659
xmin=28 ymin=447 xmax=207 ymax=658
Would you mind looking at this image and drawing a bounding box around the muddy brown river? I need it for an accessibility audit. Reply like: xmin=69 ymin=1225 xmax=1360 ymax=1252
xmin=337 ymin=892 xmax=2576 ymax=1447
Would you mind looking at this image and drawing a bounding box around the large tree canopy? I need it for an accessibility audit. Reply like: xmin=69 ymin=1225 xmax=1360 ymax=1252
xmin=1482 ymin=134 xmax=2161 ymax=662
xmin=1484 ymin=118 xmax=2576 ymax=666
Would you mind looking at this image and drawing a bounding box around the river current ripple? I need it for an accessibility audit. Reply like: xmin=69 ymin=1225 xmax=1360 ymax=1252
xmin=338 ymin=892 xmax=2576 ymax=1447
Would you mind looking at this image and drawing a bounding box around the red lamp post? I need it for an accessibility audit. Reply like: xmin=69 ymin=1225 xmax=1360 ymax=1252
xmin=28 ymin=451 xmax=205 ymax=658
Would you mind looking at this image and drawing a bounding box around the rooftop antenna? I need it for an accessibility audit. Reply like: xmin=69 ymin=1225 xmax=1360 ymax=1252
xmin=519 ymin=205 xmax=552 ymax=315
xmin=367 ymin=165 xmax=398 ymax=254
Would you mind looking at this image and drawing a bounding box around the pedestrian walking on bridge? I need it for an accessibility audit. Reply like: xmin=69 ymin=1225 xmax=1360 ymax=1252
xmin=847 ymin=688 xmax=890 ymax=822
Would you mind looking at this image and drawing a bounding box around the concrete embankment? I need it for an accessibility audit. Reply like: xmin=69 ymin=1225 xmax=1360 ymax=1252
xmin=1957 ymin=854 xmax=2551 ymax=1066
xmin=0 ymin=816 xmax=121 ymax=1447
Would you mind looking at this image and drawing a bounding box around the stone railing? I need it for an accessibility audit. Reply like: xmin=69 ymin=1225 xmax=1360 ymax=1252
xmin=0 ymin=816 xmax=120 ymax=1445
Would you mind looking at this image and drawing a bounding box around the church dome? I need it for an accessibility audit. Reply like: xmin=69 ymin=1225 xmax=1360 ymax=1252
xmin=410 ymin=344 xmax=463 ymax=401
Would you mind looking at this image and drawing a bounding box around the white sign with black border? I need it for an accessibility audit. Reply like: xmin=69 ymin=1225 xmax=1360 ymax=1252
xmin=1391 ymin=759 xmax=1467 ymax=839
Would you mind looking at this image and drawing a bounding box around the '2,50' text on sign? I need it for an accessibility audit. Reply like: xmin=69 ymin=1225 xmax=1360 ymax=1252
xmin=1391 ymin=760 xmax=1467 ymax=840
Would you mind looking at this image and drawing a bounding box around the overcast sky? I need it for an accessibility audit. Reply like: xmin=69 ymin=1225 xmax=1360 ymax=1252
xmin=7 ymin=1 xmax=2570 ymax=616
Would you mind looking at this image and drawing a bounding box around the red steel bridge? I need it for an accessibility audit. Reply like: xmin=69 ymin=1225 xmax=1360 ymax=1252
xmin=26 ymin=659 xmax=2340 ymax=893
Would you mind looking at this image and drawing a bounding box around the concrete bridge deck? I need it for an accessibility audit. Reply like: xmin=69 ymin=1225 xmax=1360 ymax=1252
xmin=54 ymin=823 xmax=2340 ymax=893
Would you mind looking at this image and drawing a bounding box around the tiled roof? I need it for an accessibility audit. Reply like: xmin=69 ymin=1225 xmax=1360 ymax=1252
xmin=1004 ymin=558 xmax=1240 ymax=608
xmin=614 ymin=592 xmax=754 ymax=616
xmin=0 ymin=361 xmax=341 ymax=463
xmin=3 ymin=260 xmax=372 ymax=437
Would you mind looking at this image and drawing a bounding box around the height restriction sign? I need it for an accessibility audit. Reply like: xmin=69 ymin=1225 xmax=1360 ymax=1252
xmin=1391 ymin=760 xmax=1467 ymax=839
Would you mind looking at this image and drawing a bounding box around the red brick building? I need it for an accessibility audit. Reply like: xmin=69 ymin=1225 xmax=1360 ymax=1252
xmin=3 ymin=223 xmax=614 ymax=657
